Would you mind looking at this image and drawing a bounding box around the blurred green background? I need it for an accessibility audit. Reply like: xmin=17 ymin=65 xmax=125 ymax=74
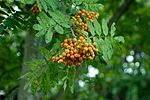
xmin=0 ymin=0 xmax=150 ymax=100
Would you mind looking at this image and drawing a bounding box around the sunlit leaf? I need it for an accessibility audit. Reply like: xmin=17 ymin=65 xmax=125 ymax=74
xmin=110 ymin=23 xmax=116 ymax=37
xmin=114 ymin=36 xmax=125 ymax=43
xmin=102 ymin=19 xmax=108 ymax=36
xmin=55 ymin=25 xmax=64 ymax=34
xmin=86 ymin=21 xmax=95 ymax=36
xmin=94 ymin=18 xmax=101 ymax=36
xmin=35 ymin=29 xmax=46 ymax=37
xmin=33 ymin=24 xmax=42 ymax=30
xmin=45 ymin=27 xmax=53 ymax=43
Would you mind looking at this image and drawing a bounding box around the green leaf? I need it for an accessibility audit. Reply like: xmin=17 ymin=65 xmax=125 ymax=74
xmin=80 ymin=30 xmax=89 ymax=37
xmin=94 ymin=18 xmax=101 ymax=36
xmin=63 ymin=80 xmax=67 ymax=91
xmin=21 ymin=0 xmax=35 ymax=4
xmin=60 ymin=22 xmax=70 ymax=28
xmin=33 ymin=24 xmax=42 ymax=30
xmin=35 ymin=29 xmax=46 ymax=37
xmin=94 ymin=37 xmax=113 ymax=63
xmin=45 ymin=27 xmax=53 ymax=43
xmin=114 ymin=36 xmax=125 ymax=43
xmin=39 ymin=47 xmax=52 ymax=60
xmin=39 ymin=12 xmax=49 ymax=27
xmin=0 ymin=25 xmax=4 ymax=34
xmin=36 ymin=0 xmax=42 ymax=11
xmin=55 ymin=25 xmax=64 ymax=34
xmin=102 ymin=19 xmax=108 ymax=36
xmin=37 ymin=16 xmax=43 ymax=26
xmin=93 ymin=37 xmax=101 ymax=50
xmin=86 ymin=37 xmax=92 ymax=43
xmin=69 ymin=67 xmax=76 ymax=93
xmin=0 ymin=16 xmax=5 ymax=23
xmin=19 ymin=72 xmax=33 ymax=79
xmin=41 ymin=0 xmax=48 ymax=12
xmin=86 ymin=21 xmax=95 ymax=36
xmin=48 ymin=11 xmax=70 ymax=28
xmin=24 ymin=78 xmax=34 ymax=90
xmin=46 ymin=0 xmax=58 ymax=10
xmin=48 ymin=19 xmax=56 ymax=26
xmin=110 ymin=23 xmax=116 ymax=37
xmin=102 ymin=38 xmax=113 ymax=62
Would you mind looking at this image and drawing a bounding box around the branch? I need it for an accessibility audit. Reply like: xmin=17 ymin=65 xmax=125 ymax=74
xmin=5 ymin=84 xmax=19 ymax=97
xmin=108 ymin=0 xmax=134 ymax=28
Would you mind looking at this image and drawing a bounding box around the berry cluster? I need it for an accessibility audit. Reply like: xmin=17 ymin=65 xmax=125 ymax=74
xmin=52 ymin=36 xmax=98 ymax=66
xmin=71 ymin=9 xmax=99 ymax=32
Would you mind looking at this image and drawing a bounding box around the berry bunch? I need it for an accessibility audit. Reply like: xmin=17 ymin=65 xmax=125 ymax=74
xmin=52 ymin=36 xmax=98 ymax=67
xmin=71 ymin=9 xmax=99 ymax=32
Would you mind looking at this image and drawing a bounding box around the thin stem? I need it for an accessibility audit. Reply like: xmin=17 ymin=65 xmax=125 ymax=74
xmin=70 ymin=27 xmax=76 ymax=38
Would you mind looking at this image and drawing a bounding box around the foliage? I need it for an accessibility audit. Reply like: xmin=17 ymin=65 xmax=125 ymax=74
xmin=0 ymin=0 xmax=150 ymax=100
xmin=18 ymin=0 xmax=124 ymax=96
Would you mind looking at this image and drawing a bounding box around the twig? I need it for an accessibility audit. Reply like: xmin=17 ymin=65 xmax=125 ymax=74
xmin=70 ymin=27 xmax=76 ymax=38
xmin=108 ymin=0 xmax=134 ymax=28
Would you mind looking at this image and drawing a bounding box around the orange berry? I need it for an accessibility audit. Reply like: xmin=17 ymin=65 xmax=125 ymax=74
xmin=58 ymin=59 xmax=63 ymax=63
xmin=81 ymin=9 xmax=86 ymax=13
xmin=82 ymin=55 xmax=86 ymax=59
xmin=67 ymin=53 xmax=70 ymax=57
xmin=63 ymin=43 xmax=68 ymax=47
xmin=64 ymin=39 xmax=68 ymax=43
xmin=62 ymin=52 xmax=67 ymax=56
xmin=70 ymin=50 xmax=74 ymax=55
xmin=84 ymin=43 xmax=88 ymax=47
xmin=70 ymin=55 xmax=75 ymax=60
xmin=65 ymin=49 xmax=70 ymax=53
xmin=74 ymin=49 xmax=78 ymax=53
xmin=93 ymin=42 xmax=96 ymax=46
xmin=79 ymin=57 xmax=83 ymax=62
xmin=73 ymin=38 xmax=77 ymax=42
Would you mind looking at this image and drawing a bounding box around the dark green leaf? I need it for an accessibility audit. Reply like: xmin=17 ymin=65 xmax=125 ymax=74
xmin=1 ymin=3 xmax=11 ymax=13
xmin=0 ymin=9 xmax=9 ymax=16
xmin=0 ymin=16 xmax=5 ymax=23
xmin=0 ymin=25 xmax=4 ymax=34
